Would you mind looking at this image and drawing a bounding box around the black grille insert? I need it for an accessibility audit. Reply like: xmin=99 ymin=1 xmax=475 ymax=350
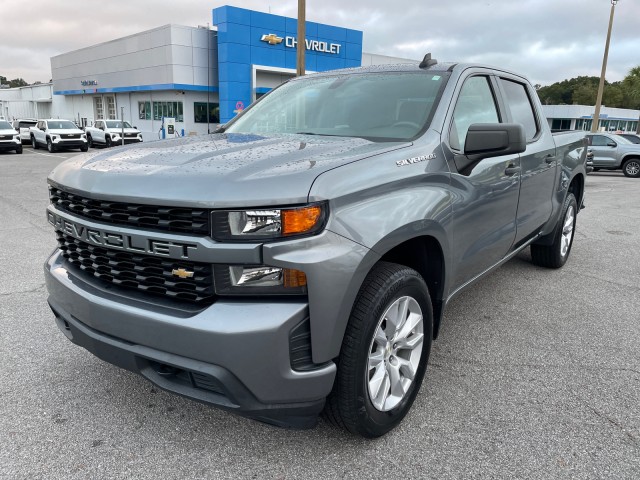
xmin=57 ymin=232 xmax=214 ymax=303
xmin=49 ymin=186 xmax=210 ymax=235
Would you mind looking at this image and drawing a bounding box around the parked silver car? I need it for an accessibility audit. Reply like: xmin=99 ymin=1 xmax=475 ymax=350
xmin=587 ymin=133 xmax=640 ymax=178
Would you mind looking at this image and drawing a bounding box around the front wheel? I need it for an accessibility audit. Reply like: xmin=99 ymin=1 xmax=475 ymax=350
xmin=15 ymin=145 xmax=23 ymax=154
xmin=324 ymin=262 xmax=433 ymax=437
xmin=31 ymin=136 xmax=38 ymax=149
xmin=531 ymin=193 xmax=577 ymax=268
xmin=46 ymin=137 xmax=55 ymax=153
xmin=86 ymin=134 xmax=93 ymax=148
xmin=105 ymin=136 xmax=112 ymax=148
xmin=622 ymin=158 xmax=640 ymax=178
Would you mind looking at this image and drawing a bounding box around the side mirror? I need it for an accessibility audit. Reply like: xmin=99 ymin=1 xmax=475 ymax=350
xmin=454 ymin=123 xmax=526 ymax=173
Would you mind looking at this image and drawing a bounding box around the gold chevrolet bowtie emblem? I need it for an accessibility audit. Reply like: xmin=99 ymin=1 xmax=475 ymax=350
xmin=261 ymin=33 xmax=283 ymax=45
xmin=172 ymin=268 xmax=194 ymax=279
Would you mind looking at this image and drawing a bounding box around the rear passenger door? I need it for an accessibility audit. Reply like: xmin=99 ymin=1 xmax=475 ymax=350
xmin=496 ymin=76 xmax=557 ymax=245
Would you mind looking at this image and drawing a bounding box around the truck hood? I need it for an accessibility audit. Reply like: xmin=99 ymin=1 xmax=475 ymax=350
xmin=48 ymin=133 xmax=411 ymax=207
xmin=48 ymin=128 xmax=85 ymax=135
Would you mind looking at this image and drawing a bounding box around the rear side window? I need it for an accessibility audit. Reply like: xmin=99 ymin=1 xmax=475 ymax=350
xmin=450 ymin=76 xmax=500 ymax=151
xmin=500 ymin=79 xmax=539 ymax=142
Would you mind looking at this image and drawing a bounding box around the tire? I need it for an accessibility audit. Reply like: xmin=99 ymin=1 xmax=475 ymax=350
xmin=592 ymin=167 xmax=600 ymax=172
xmin=15 ymin=145 xmax=23 ymax=154
xmin=622 ymin=158 xmax=640 ymax=178
xmin=324 ymin=262 xmax=433 ymax=438
xmin=31 ymin=136 xmax=38 ymax=149
xmin=47 ymin=137 xmax=55 ymax=153
xmin=86 ymin=134 xmax=93 ymax=148
xmin=80 ymin=144 xmax=88 ymax=152
xmin=531 ymin=193 xmax=577 ymax=268
xmin=105 ymin=136 xmax=112 ymax=148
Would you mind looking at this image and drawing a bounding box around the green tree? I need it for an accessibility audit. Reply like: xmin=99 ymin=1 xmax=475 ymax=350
xmin=8 ymin=78 xmax=28 ymax=88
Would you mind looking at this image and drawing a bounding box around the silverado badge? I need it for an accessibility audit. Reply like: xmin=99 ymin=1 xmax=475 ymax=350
xmin=172 ymin=268 xmax=195 ymax=279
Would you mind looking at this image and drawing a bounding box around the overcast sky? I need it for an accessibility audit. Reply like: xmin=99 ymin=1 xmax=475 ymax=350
xmin=1 ymin=0 xmax=638 ymax=87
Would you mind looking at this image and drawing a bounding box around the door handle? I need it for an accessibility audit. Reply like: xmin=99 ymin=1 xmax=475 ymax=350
xmin=544 ymin=155 xmax=555 ymax=164
xmin=505 ymin=164 xmax=520 ymax=176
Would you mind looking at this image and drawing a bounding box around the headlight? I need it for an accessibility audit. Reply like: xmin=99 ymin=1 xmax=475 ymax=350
xmin=214 ymin=265 xmax=307 ymax=295
xmin=211 ymin=203 xmax=327 ymax=241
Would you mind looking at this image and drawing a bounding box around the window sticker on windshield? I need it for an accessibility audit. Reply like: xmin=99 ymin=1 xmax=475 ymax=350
xmin=432 ymin=76 xmax=441 ymax=81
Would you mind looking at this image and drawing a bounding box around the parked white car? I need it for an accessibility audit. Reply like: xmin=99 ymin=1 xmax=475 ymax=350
xmin=12 ymin=118 xmax=37 ymax=144
xmin=0 ymin=120 xmax=22 ymax=154
xmin=30 ymin=119 xmax=88 ymax=152
xmin=85 ymin=120 xmax=143 ymax=148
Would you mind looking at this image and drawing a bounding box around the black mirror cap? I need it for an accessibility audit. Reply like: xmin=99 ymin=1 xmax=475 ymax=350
xmin=464 ymin=123 xmax=526 ymax=158
xmin=454 ymin=123 xmax=526 ymax=175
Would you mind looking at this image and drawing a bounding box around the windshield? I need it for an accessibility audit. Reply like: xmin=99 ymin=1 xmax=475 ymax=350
xmin=48 ymin=120 xmax=77 ymax=130
xmin=106 ymin=121 xmax=132 ymax=129
xmin=0 ymin=121 xmax=13 ymax=130
xmin=226 ymin=72 xmax=449 ymax=141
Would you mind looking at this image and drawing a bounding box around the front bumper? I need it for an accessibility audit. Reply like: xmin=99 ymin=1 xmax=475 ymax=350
xmin=44 ymin=250 xmax=335 ymax=428
xmin=0 ymin=140 xmax=20 ymax=150
xmin=52 ymin=139 xmax=87 ymax=148
xmin=113 ymin=137 xmax=143 ymax=146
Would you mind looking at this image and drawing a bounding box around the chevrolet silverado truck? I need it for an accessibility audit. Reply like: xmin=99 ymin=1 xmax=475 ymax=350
xmin=31 ymin=119 xmax=88 ymax=152
xmin=586 ymin=132 xmax=640 ymax=178
xmin=44 ymin=57 xmax=588 ymax=437
xmin=84 ymin=120 xmax=143 ymax=148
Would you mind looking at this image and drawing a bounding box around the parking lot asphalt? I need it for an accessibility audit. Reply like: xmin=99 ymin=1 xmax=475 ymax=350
xmin=1 ymin=148 xmax=639 ymax=479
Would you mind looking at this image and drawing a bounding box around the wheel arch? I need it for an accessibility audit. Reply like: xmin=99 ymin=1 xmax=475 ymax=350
xmin=378 ymin=235 xmax=447 ymax=339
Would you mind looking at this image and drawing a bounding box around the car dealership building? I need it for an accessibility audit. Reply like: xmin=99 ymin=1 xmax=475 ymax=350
xmin=1 ymin=5 xmax=414 ymax=140
xmin=1 ymin=4 xmax=638 ymax=139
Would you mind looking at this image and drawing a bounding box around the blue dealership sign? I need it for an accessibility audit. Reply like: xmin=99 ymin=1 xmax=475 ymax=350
xmin=213 ymin=6 xmax=363 ymax=123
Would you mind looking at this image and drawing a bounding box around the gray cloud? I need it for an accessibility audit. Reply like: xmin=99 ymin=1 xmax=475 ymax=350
xmin=1 ymin=0 xmax=638 ymax=86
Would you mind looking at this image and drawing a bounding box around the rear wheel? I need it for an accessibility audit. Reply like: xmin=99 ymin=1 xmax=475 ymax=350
xmin=324 ymin=262 xmax=433 ymax=438
xmin=31 ymin=136 xmax=38 ymax=149
xmin=531 ymin=193 xmax=577 ymax=268
xmin=622 ymin=158 xmax=640 ymax=178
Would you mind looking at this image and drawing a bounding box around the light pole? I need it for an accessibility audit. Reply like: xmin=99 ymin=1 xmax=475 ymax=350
xmin=591 ymin=0 xmax=619 ymax=133
xmin=296 ymin=0 xmax=306 ymax=76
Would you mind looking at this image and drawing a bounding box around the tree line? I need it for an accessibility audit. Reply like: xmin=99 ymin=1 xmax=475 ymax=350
xmin=536 ymin=66 xmax=640 ymax=110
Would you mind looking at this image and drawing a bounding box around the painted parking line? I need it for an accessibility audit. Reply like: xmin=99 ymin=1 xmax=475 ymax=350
xmin=30 ymin=150 xmax=68 ymax=159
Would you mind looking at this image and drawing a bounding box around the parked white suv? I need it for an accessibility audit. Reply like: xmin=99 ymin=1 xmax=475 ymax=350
xmin=0 ymin=120 xmax=22 ymax=154
xmin=12 ymin=118 xmax=38 ymax=145
xmin=30 ymin=119 xmax=88 ymax=152
xmin=85 ymin=120 xmax=143 ymax=148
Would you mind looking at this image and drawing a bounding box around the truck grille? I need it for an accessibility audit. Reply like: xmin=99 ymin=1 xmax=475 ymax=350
xmin=56 ymin=232 xmax=215 ymax=303
xmin=49 ymin=187 xmax=210 ymax=235
xmin=124 ymin=133 xmax=138 ymax=138
xmin=61 ymin=133 xmax=82 ymax=139
xmin=0 ymin=135 xmax=13 ymax=140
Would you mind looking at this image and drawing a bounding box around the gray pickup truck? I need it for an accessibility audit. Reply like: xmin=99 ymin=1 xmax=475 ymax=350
xmin=586 ymin=132 xmax=640 ymax=177
xmin=45 ymin=57 xmax=588 ymax=437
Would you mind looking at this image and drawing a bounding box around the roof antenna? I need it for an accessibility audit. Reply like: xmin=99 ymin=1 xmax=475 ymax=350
xmin=419 ymin=53 xmax=438 ymax=69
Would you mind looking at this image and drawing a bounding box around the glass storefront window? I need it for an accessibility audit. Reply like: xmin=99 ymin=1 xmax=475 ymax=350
xmin=194 ymin=102 xmax=220 ymax=123
xmin=152 ymin=101 xmax=183 ymax=122
xmin=138 ymin=101 xmax=151 ymax=120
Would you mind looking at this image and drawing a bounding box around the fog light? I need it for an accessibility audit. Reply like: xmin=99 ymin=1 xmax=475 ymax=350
xmin=214 ymin=265 xmax=307 ymax=295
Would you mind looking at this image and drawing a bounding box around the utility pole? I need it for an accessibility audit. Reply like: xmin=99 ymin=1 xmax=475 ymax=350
xmin=121 ymin=106 xmax=125 ymax=147
xmin=207 ymin=22 xmax=211 ymax=134
xmin=296 ymin=0 xmax=306 ymax=76
xmin=591 ymin=0 xmax=619 ymax=133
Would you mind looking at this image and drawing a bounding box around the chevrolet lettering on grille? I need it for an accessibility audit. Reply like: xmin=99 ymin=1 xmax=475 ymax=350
xmin=47 ymin=210 xmax=197 ymax=258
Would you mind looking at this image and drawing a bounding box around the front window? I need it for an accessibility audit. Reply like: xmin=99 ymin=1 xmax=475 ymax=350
xmin=226 ymin=72 xmax=449 ymax=141
xmin=0 ymin=120 xmax=13 ymax=129
xmin=47 ymin=120 xmax=77 ymax=129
